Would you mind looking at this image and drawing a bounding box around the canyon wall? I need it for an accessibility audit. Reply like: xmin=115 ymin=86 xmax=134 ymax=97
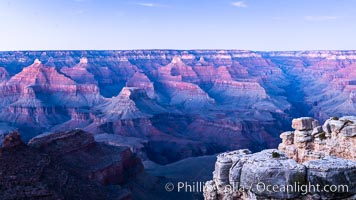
xmin=1 ymin=50 xmax=356 ymax=164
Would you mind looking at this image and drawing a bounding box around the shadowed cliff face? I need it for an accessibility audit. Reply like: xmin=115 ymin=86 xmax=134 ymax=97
xmin=1 ymin=50 xmax=356 ymax=164
xmin=0 ymin=130 xmax=142 ymax=200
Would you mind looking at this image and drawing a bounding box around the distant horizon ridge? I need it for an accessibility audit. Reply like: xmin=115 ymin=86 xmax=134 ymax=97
xmin=1 ymin=49 xmax=356 ymax=52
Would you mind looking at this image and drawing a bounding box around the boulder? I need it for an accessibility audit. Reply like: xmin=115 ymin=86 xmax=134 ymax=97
xmin=280 ymin=131 xmax=294 ymax=145
xmin=339 ymin=124 xmax=356 ymax=137
xmin=322 ymin=118 xmax=348 ymax=135
xmin=292 ymin=117 xmax=320 ymax=131
xmin=340 ymin=116 xmax=356 ymax=137
xmin=294 ymin=130 xmax=313 ymax=143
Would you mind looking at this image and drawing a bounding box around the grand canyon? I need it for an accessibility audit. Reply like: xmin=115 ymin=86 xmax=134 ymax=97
xmin=0 ymin=50 xmax=356 ymax=199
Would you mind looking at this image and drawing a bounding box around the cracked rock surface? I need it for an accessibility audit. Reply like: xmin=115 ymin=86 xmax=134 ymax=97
xmin=204 ymin=117 xmax=356 ymax=200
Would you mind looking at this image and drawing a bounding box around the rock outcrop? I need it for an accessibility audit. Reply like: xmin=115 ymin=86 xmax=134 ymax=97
xmin=0 ymin=131 xmax=24 ymax=149
xmin=204 ymin=117 xmax=356 ymax=200
xmin=94 ymin=87 xmax=166 ymax=120
xmin=279 ymin=116 xmax=356 ymax=162
xmin=28 ymin=129 xmax=144 ymax=185
xmin=0 ymin=130 xmax=143 ymax=200
xmin=304 ymin=157 xmax=356 ymax=199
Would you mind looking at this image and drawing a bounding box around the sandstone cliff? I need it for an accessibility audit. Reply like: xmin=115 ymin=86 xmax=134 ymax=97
xmin=204 ymin=117 xmax=356 ymax=200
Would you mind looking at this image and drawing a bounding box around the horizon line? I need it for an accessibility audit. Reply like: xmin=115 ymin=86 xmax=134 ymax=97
xmin=1 ymin=49 xmax=356 ymax=53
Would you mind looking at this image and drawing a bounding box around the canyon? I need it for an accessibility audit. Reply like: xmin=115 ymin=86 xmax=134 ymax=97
xmin=1 ymin=50 xmax=356 ymax=164
xmin=1 ymin=50 xmax=356 ymax=199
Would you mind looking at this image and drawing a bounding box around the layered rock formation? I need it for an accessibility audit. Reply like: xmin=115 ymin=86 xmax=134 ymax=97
xmin=0 ymin=67 xmax=8 ymax=83
xmin=204 ymin=117 xmax=356 ymax=200
xmin=279 ymin=116 xmax=356 ymax=162
xmin=265 ymin=51 xmax=356 ymax=121
xmin=0 ymin=130 xmax=143 ymax=200
xmin=0 ymin=50 xmax=356 ymax=164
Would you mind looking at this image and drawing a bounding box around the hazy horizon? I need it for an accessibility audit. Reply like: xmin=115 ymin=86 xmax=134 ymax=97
xmin=1 ymin=49 xmax=356 ymax=52
xmin=1 ymin=0 xmax=356 ymax=51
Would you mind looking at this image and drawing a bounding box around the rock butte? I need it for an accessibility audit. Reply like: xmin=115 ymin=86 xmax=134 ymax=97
xmin=1 ymin=50 xmax=356 ymax=164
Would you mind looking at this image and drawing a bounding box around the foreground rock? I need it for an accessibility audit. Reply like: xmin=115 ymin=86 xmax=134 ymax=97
xmin=1 ymin=130 xmax=24 ymax=149
xmin=204 ymin=150 xmax=356 ymax=200
xmin=0 ymin=130 xmax=143 ymax=200
xmin=28 ymin=129 xmax=144 ymax=185
xmin=279 ymin=116 xmax=356 ymax=163
xmin=204 ymin=117 xmax=356 ymax=200
xmin=304 ymin=157 xmax=356 ymax=199
xmin=239 ymin=150 xmax=306 ymax=199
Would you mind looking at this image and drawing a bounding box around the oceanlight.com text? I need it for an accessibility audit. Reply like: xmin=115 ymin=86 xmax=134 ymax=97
xmin=165 ymin=181 xmax=350 ymax=195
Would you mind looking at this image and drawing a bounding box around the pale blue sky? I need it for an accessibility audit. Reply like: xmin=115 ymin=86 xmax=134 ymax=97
xmin=1 ymin=0 xmax=355 ymax=51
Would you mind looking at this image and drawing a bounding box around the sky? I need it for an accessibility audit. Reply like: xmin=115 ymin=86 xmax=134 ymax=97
xmin=0 ymin=0 xmax=356 ymax=51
